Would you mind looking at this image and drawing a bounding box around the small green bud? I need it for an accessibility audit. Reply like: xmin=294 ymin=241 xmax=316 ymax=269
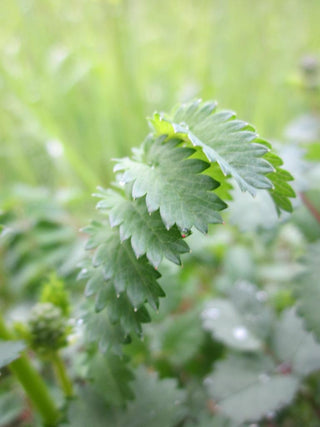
xmin=28 ymin=302 xmax=69 ymax=353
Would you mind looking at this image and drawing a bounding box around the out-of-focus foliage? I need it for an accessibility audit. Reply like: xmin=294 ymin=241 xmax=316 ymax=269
xmin=0 ymin=0 xmax=319 ymax=191
xmin=1 ymin=1 xmax=320 ymax=426
xmin=0 ymin=186 xmax=83 ymax=303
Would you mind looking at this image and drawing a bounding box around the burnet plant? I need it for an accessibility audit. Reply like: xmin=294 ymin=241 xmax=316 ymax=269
xmin=5 ymin=99 xmax=319 ymax=426
xmin=80 ymin=100 xmax=294 ymax=352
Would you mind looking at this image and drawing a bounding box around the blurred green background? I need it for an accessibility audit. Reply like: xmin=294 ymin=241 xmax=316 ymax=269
xmin=0 ymin=0 xmax=319 ymax=193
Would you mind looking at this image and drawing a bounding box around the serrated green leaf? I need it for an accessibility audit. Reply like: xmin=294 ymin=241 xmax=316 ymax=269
xmin=205 ymin=353 xmax=299 ymax=424
xmin=272 ymin=308 xmax=320 ymax=377
xmin=92 ymin=228 xmax=164 ymax=311
xmin=65 ymin=367 xmax=186 ymax=427
xmin=115 ymin=366 xmax=187 ymax=427
xmin=202 ymin=282 xmax=273 ymax=351
xmin=147 ymin=308 xmax=204 ymax=365
xmin=84 ymin=307 xmax=128 ymax=355
xmin=151 ymin=101 xmax=272 ymax=194
xmin=96 ymin=189 xmax=190 ymax=267
xmin=114 ymin=137 xmax=227 ymax=233
xmin=83 ymin=220 xmax=110 ymax=250
xmin=263 ymin=151 xmax=295 ymax=213
xmin=84 ymin=272 xmax=151 ymax=345
xmin=295 ymin=242 xmax=320 ymax=342
xmin=0 ymin=340 xmax=26 ymax=368
xmin=88 ymin=352 xmax=135 ymax=406
xmin=201 ymin=299 xmax=262 ymax=351
xmin=150 ymin=101 xmax=295 ymax=213
xmin=63 ymin=386 xmax=116 ymax=427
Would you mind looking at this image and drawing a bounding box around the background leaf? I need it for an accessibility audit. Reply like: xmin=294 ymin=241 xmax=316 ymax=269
xmin=0 ymin=340 xmax=26 ymax=369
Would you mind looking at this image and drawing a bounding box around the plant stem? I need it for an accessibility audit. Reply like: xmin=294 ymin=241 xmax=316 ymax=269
xmin=0 ymin=314 xmax=60 ymax=426
xmin=300 ymin=192 xmax=320 ymax=224
xmin=51 ymin=351 xmax=74 ymax=398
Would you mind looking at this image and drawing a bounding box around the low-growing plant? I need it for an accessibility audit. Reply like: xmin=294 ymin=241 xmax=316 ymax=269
xmin=1 ymin=100 xmax=320 ymax=426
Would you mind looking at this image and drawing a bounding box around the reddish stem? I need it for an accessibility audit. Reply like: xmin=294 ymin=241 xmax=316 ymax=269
xmin=300 ymin=192 xmax=320 ymax=224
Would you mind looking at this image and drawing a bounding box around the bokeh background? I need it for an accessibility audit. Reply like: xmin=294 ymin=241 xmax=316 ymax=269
xmin=1 ymin=0 xmax=319 ymax=194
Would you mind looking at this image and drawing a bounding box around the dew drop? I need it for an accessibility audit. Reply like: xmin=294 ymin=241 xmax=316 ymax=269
xmin=232 ymin=326 xmax=248 ymax=340
xmin=134 ymin=307 xmax=138 ymax=312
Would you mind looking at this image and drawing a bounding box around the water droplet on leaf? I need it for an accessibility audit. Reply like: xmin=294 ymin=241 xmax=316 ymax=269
xmin=232 ymin=326 xmax=248 ymax=340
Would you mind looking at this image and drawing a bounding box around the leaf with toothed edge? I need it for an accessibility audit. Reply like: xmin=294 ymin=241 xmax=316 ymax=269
xmin=89 ymin=226 xmax=164 ymax=311
xmin=150 ymin=100 xmax=295 ymax=213
xmin=94 ymin=188 xmax=190 ymax=267
xmin=80 ymin=99 xmax=296 ymax=354
xmin=205 ymin=353 xmax=299 ymax=424
xmin=114 ymin=137 xmax=227 ymax=233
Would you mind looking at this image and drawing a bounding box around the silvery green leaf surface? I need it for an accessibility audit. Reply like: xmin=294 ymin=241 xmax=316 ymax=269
xmin=205 ymin=353 xmax=299 ymax=424
xmin=0 ymin=340 xmax=26 ymax=369
xmin=272 ymin=308 xmax=320 ymax=377
xmin=202 ymin=282 xmax=273 ymax=351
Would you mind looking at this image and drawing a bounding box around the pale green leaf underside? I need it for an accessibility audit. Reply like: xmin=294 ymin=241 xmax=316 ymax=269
xmin=205 ymin=353 xmax=299 ymax=424
xmin=150 ymin=100 xmax=295 ymax=212
xmin=114 ymin=138 xmax=227 ymax=233
xmin=151 ymin=101 xmax=273 ymax=195
xmin=0 ymin=340 xmax=26 ymax=368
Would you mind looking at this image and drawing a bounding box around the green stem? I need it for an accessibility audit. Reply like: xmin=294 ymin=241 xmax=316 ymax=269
xmin=51 ymin=352 xmax=74 ymax=398
xmin=0 ymin=314 xmax=60 ymax=426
